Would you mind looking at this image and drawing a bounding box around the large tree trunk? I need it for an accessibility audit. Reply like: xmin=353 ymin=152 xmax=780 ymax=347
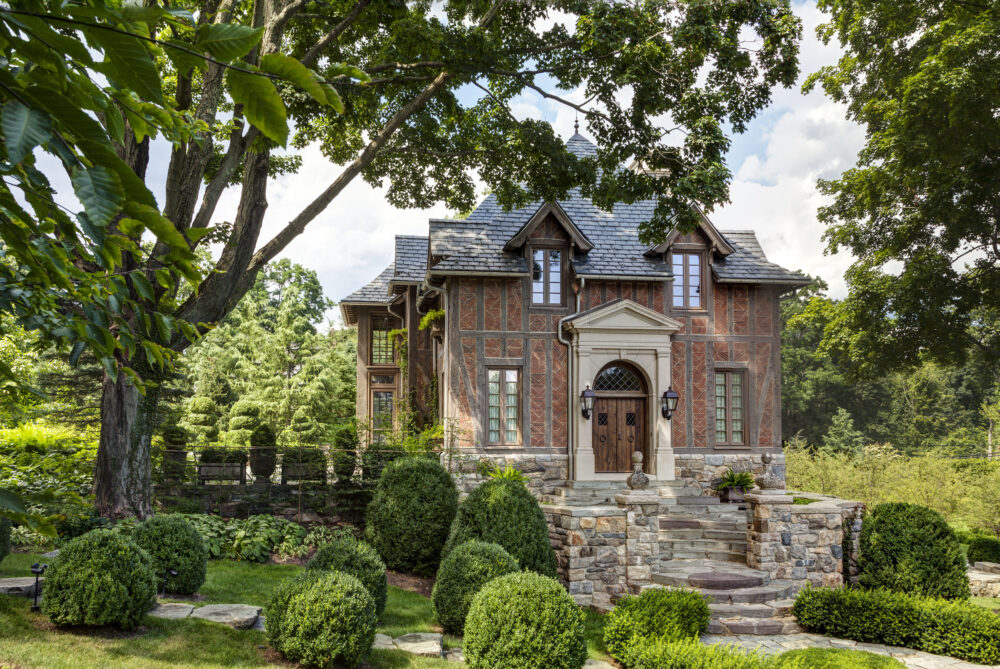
xmin=94 ymin=369 xmax=161 ymax=519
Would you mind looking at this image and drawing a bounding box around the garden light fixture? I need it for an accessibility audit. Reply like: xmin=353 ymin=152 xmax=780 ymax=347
xmin=661 ymin=387 xmax=680 ymax=420
xmin=30 ymin=563 xmax=47 ymax=611
xmin=580 ymin=385 xmax=596 ymax=419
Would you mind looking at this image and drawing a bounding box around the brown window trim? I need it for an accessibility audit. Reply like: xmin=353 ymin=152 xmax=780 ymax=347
xmin=370 ymin=315 xmax=400 ymax=365
xmin=714 ymin=369 xmax=747 ymax=447
xmin=529 ymin=243 xmax=566 ymax=307
xmin=370 ymin=388 xmax=395 ymax=442
xmin=670 ymin=249 xmax=706 ymax=311
xmin=486 ymin=367 xmax=522 ymax=446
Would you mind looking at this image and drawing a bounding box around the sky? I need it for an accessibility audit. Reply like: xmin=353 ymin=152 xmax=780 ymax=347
xmin=241 ymin=0 xmax=867 ymax=325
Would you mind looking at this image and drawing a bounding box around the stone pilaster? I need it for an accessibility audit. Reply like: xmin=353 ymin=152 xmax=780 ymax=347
xmin=615 ymin=489 xmax=661 ymax=594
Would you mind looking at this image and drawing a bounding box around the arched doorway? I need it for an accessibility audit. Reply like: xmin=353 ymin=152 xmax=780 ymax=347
xmin=592 ymin=362 xmax=648 ymax=473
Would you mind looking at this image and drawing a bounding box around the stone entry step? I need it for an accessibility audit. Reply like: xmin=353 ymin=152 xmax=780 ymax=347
xmin=0 ymin=577 xmax=41 ymax=598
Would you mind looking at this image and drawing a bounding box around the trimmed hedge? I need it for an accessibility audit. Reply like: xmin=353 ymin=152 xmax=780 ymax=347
xmin=0 ymin=518 xmax=10 ymax=563
xmin=604 ymin=588 xmax=711 ymax=662
xmin=265 ymin=571 xmax=376 ymax=668
xmin=620 ymin=638 xmax=773 ymax=669
xmin=791 ymin=586 xmax=1000 ymax=665
xmin=307 ymin=537 xmax=387 ymax=616
xmin=464 ymin=571 xmax=587 ymax=669
xmin=967 ymin=536 xmax=1000 ymax=565
xmin=132 ymin=515 xmax=208 ymax=595
xmin=773 ymin=648 xmax=905 ymax=668
xmin=41 ymin=529 xmax=157 ymax=629
xmin=365 ymin=457 xmax=458 ymax=575
xmin=431 ymin=540 xmax=519 ymax=634
xmin=858 ymin=503 xmax=969 ymax=600
xmin=443 ymin=478 xmax=557 ymax=577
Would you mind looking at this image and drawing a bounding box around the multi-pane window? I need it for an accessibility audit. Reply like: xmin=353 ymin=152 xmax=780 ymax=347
xmin=372 ymin=390 xmax=394 ymax=443
xmin=531 ymin=248 xmax=562 ymax=305
xmin=371 ymin=316 xmax=395 ymax=364
xmin=715 ymin=371 xmax=746 ymax=446
xmin=671 ymin=252 xmax=702 ymax=308
xmin=487 ymin=369 xmax=520 ymax=445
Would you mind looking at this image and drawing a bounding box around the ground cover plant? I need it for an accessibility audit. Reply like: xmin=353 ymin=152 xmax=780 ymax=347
xmin=132 ymin=515 xmax=208 ymax=595
xmin=443 ymin=478 xmax=557 ymax=577
xmin=306 ymin=537 xmax=388 ymax=616
xmin=431 ymin=540 xmax=519 ymax=634
xmin=619 ymin=637 xmax=774 ymax=669
xmin=603 ymin=588 xmax=711 ymax=662
xmin=792 ymin=586 xmax=1000 ymax=665
xmin=463 ymin=571 xmax=587 ymax=669
xmin=366 ymin=457 xmax=458 ymax=575
xmin=773 ymin=648 xmax=905 ymax=668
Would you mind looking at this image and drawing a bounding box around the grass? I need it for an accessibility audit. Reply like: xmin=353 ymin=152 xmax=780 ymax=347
xmin=165 ymin=560 xmax=304 ymax=608
xmin=971 ymin=596 xmax=1000 ymax=611
xmin=774 ymin=647 xmax=905 ymax=668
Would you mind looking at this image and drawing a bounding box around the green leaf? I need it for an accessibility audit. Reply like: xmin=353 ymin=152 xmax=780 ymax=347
xmin=320 ymin=82 xmax=345 ymax=114
xmin=123 ymin=203 xmax=189 ymax=251
xmin=326 ymin=62 xmax=371 ymax=83
xmin=117 ymin=217 xmax=145 ymax=236
xmin=69 ymin=341 xmax=87 ymax=366
xmin=260 ymin=54 xmax=328 ymax=105
xmin=163 ymin=40 xmax=207 ymax=76
xmin=91 ymin=29 xmax=164 ymax=104
xmin=195 ymin=23 xmax=263 ymax=62
xmin=1 ymin=101 xmax=53 ymax=163
xmin=186 ymin=227 xmax=212 ymax=242
xmin=131 ymin=272 xmax=155 ymax=302
xmin=0 ymin=488 xmax=28 ymax=515
xmin=71 ymin=165 xmax=124 ymax=227
xmin=227 ymin=68 xmax=288 ymax=145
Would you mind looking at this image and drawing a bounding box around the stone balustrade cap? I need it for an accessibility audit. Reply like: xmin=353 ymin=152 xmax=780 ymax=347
xmin=543 ymin=503 xmax=626 ymax=517
xmin=614 ymin=490 xmax=660 ymax=505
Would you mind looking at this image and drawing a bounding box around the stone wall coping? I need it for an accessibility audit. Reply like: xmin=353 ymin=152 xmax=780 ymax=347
xmin=541 ymin=503 xmax=626 ymax=517
xmin=614 ymin=490 xmax=660 ymax=505
xmin=745 ymin=490 xmax=862 ymax=510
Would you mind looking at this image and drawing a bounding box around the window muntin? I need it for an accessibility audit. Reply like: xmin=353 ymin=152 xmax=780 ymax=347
xmin=594 ymin=365 xmax=643 ymax=393
xmin=488 ymin=369 xmax=520 ymax=445
xmin=715 ymin=370 xmax=746 ymax=446
xmin=371 ymin=316 xmax=395 ymax=364
xmin=371 ymin=374 xmax=395 ymax=386
xmin=372 ymin=390 xmax=394 ymax=443
xmin=531 ymin=248 xmax=562 ymax=305
xmin=671 ymin=252 xmax=702 ymax=309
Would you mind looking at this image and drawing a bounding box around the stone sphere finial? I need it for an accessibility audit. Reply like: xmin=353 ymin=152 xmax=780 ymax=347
xmin=626 ymin=451 xmax=649 ymax=490
xmin=761 ymin=452 xmax=774 ymax=465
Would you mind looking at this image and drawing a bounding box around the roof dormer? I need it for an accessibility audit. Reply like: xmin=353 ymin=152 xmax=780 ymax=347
xmin=642 ymin=206 xmax=734 ymax=259
xmin=504 ymin=201 xmax=594 ymax=253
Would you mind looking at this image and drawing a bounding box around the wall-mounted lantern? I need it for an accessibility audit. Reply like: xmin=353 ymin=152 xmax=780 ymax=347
xmin=660 ymin=386 xmax=680 ymax=420
xmin=580 ymin=385 xmax=596 ymax=420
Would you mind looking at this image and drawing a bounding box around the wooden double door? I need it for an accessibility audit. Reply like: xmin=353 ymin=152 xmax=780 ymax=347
xmin=593 ymin=397 xmax=646 ymax=473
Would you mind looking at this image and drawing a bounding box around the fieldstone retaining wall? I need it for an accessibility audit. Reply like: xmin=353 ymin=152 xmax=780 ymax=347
xmin=675 ymin=452 xmax=786 ymax=496
xmin=969 ymin=562 xmax=1000 ymax=598
xmin=745 ymin=491 xmax=863 ymax=587
xmin=543 ymin=490 xmax=660 ymax=609
xmin=444 ymin=452 xmax=568 ymax=497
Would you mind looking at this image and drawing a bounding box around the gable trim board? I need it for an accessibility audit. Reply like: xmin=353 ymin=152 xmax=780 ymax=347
xmin=504 ymin=201 xmax=595 ymax=252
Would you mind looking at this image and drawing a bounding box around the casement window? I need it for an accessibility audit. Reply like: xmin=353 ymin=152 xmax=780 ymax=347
xmin=671 ymin=252 xmax=702 ymax=309
xmin=714 ymin=370 xmax=746 ymax=446
xmin=531 ymin=248 xmax=562 ymax=305
xmin=372 ymin=390 xmax=394 ymax=443
xmin=487 ymin=369 xmax=521 ymax=445
xmin=371 ymin=316 xmax=396 ymax=364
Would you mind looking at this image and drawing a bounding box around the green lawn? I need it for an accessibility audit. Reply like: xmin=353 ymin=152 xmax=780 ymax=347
xmin=971 ymin=596 xmax=1000 ymax=611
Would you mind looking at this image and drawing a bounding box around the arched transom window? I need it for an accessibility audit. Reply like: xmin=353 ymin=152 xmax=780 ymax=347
xmin=593 ymin=364 xmax=644 ymax=393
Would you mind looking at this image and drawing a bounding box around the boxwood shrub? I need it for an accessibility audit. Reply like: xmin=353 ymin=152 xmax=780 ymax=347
xmin=41 ymin=529 xmax=157 ymax=629
xmin=791 ymin=586 xmax=1000 ymax=665
xmin=365 ymin=456 xmax=458 ymax=575
xmin=858 ymin=502 xmax=969 ymax=600
xmin=604 ymin=588 xmax=711 ymax=662
xmin=464 ymin=571 xmax=586 ymax=669
xmin=443 ymin=478 xmax=557 ymax=577
xmin=773 ymin=648 xmax=905 ymax=668
xmin=0 ymin=518 xmax=10 ymax=563
xmin=132 ymin=514 xmax=208 ymax=595
xmin=265 ymin=571 xmax=376 ymax=668
xmin=432 ymin=540 xmax=519 ymax=633
xmin=306 ymin=537 xmax=387 ymax=616
xmin=620 ymin=637 xmax=774 ymax=669
xmin=967 ymin=536 xmax=1000 ymax=565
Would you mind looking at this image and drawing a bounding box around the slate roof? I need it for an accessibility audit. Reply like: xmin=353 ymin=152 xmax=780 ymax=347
xmin=342 ymin=132 xmax=808 ymax=314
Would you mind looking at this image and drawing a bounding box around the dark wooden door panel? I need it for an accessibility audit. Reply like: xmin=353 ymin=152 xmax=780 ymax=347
xmin=594 ymin=397 xmax=646 ymax=473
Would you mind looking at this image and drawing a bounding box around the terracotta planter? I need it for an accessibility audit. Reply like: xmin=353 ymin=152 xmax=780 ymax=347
xmin=162 ymin=449 xmax=188 ymax=480
xmin=249 ymin=447 xmax=277 ymax=479
xmin=720 ymin=486 xmax=746 ymax=504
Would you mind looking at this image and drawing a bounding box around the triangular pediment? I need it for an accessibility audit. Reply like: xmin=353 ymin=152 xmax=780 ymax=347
xmin=504 ymin=201 xmax=594 ymax=252
xmin=564 ymin=298 xmax=682 ymax=334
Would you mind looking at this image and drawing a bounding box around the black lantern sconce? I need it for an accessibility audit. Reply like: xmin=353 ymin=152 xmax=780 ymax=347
xmin=580 ymin=385 xmax=596 ymax=420
xmin=30 ymin=562 xmax=47 ymax=611
xmin=660 ymin=387 xmax=680 ymax=420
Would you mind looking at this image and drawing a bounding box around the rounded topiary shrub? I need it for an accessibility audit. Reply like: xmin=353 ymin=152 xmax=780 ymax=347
xmin=365 ymin=456 xmax=458 ymax=575
xmin=603 ymin=588 xmax=711 ymax=662
xmin=858 ymin=502 xmax=969 ymax=600
xmin=464 ymin=571 xmax=587 ymax=669
xmin=967 ymin=537 xmax=1000 ymax=565
xmin=432 ymin=540 xmax=520 ymax=633
xmin=306 ymin=537 xmax=387 ymax=616
xmin=0 ymin=518 xmax=10 ymax=564
xmin=442 ymin=478 xmax=557 ymax=577
xmin=132 ymin=514 xmax=208 ymax=595
xmin=41 ymin=529 xmax=157 ymax=629
xmin=266 ymin=571 xmax=376 ymax=668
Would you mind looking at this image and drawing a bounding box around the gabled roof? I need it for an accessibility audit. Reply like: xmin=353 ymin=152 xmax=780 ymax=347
xmin=340 ymin=262 xmax=395 ymax=325
xmin=711 ymin=231 xmax=809 ymax=285
xmin=504 ymin=201 xmax=594 ymax=252
xmin=644 ymin=206 xmax=734 ymax=257
xmin=389 ymin=235 xmax=428 ymax=289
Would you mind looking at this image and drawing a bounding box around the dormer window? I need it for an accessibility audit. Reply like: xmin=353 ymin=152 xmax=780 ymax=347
xmin=531 ymin=248 xmax=563 ymax=305
xmin=672 ymin=252 xmax=702 ymax=309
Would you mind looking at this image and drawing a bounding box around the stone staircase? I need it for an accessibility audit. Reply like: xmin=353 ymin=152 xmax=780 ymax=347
xmin=540 ymin=481 xmax=620 ymax=506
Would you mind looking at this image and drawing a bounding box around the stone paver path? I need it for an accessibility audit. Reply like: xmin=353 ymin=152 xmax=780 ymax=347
xmin=703 ymin=633 xmax=1000 ymax=669
xmin=0 ymin=577 xmax=41 ymax=598
xmin=148 ymin=601 xmax=261 ymax=629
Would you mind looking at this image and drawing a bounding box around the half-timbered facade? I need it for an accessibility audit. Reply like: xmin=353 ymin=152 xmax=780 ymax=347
xmin=341 ymin=132 xmax=809 ymax=491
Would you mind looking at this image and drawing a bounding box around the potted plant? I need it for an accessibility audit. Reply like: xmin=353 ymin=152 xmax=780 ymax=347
xmin=161 ymin=424 xmax=189 ymax=481
xmin=197 ymin=445 xmax=247 ymax=484
xmin=715 ymin=468 xmax=756 ymax=503
xmin=248 ymin=424 xmax=278 ymax=481
xmin=281 ymin=444 xmax=328 ymax=484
